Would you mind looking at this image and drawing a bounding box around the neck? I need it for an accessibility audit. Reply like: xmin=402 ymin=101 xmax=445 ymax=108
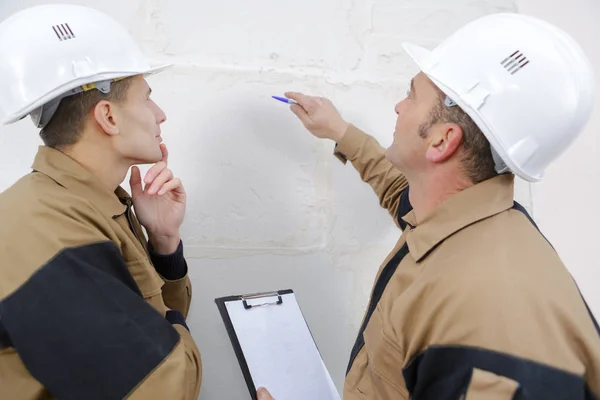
xmin=63 ymin=138 xmax=130 ymax=192
xmin=407 ymin=167 xmax=473 ymax=224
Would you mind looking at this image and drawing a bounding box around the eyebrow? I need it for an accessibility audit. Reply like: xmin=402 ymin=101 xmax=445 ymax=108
xmin=410 ymin=79 xmax=416 ymax=97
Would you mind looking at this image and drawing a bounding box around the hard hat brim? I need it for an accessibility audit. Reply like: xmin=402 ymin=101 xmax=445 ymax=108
xmin=144 ymin=62 xmax=173 ymax=77
xmin=402 ymin=42 xmax=432 ymax=68
xmin=1 ymin=62 xmax=174 ymax=126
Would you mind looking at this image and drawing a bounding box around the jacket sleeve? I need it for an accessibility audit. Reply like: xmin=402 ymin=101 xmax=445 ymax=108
xmin=334 ymin=124 xmax=410 ymax=224
xmin=148 ymin=240 xmax=193 ymax=318
xmin=0 ymin=209 xmax=201 ymax=400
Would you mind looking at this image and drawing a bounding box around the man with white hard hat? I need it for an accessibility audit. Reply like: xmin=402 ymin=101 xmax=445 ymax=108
xmin=259 ymin=12 xmax=600 ymax=400
xmin=0 ymin=5 xmax=201 ymax=399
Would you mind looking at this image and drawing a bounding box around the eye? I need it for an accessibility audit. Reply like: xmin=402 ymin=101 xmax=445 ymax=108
xmin=405 ymin=88 xmax=412 ymax=98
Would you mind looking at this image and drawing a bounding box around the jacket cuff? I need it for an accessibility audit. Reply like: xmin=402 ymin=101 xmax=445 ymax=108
xmin=148 ymin=239 xmax=188 ymax=281
xmin=333 ymin=124 xmax=369 ymax=164
xmin=166 ymin=310 xmax=189 ymax=331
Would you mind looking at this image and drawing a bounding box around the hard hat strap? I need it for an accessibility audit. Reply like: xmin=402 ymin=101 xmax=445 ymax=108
xmin=32 ymin=77 xmax=124 ymax=129
xmin=491 ymin=147 xmax=510 ymax=175
xmin=444 ymin=96 xmax=458 ymax=108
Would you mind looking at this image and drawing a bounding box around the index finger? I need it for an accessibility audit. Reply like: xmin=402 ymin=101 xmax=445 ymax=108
xmin=284 ymin=92 xmax=315 ymax=110
xmin=160 ymin=143 xmax=168 ymax=164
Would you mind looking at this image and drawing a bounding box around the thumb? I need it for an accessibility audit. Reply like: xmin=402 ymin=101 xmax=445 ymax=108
xmin=257 ymin=387 xmax=275 ymax=400
xmin=129 ymin=166 xmax=143 ymax=197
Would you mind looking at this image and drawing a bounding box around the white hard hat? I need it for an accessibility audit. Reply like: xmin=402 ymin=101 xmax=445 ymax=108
xmin=402 ymin=13 xmax=595 ymax=182
xmin=0 ymin=4 xmax=172 ymax=128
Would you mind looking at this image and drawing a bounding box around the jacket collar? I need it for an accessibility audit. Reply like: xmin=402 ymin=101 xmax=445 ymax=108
xmin=401 ymin=174 xmax=515 ymax=262
xmin=31 ymin=146 xmax=129 ymax=218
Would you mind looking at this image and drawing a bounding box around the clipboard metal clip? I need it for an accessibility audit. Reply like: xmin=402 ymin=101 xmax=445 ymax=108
xmin=241 ymin=291 xmax=283 ymax=309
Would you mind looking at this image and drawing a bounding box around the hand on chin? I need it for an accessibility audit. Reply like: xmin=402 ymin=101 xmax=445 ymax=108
xmin=129 ymin=143 xmax=186 ymax=251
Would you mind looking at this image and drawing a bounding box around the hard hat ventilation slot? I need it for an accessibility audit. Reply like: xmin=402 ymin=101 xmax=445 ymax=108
xmin=501 ymin=50 xmax=529 ymax=75
xmin=52 ymin=24 xmax=76 ymax=41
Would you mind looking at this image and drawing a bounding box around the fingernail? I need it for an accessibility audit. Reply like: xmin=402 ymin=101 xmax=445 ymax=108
xmin=257 ymin=388 xmax=268 ymax=399
xmin=148 ymin=186 xmax=156 ymax=194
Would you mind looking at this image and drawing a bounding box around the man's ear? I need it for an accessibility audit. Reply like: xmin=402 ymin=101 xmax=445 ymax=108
xmin=425 ymin=123 xmax=463 ymax=163
xmin=93 ymin=100 xmax=120 ymax=136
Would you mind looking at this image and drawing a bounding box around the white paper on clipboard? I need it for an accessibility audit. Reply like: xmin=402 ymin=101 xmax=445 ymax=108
xmin=216 ymin=290 xmax=340 ymax=400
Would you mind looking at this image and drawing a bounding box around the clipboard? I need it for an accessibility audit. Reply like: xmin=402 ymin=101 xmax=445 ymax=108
xmin=215 ymin=289 xmax=340 ymax=400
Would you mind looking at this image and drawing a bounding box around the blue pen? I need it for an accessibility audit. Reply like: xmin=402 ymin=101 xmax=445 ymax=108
xmin=272 ymin=95 xmax=298 ymax=105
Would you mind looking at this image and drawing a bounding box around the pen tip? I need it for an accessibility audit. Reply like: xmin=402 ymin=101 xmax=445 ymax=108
xmin=272 ymin=95 xmax=298 ymax=105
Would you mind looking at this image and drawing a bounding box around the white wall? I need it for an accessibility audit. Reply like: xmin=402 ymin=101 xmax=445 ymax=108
xmin=515 ymin=0 xmax=600 ymax=318
xmin=0 ymin=0 xmax=596 ymax=399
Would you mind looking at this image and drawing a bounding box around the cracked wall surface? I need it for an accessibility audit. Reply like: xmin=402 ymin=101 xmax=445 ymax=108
xmin=10 ymin=1 xmax=600 ymax=399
